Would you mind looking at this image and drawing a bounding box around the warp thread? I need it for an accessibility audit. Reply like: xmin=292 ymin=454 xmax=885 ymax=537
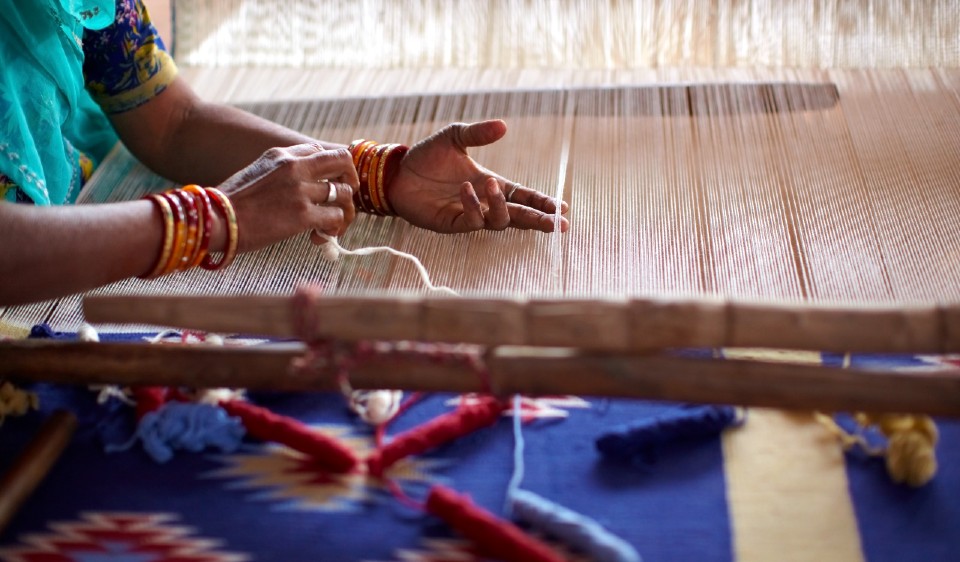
xmin=426 ymin=485 xmax=566 ymax=562
xmin=220 ymin=399 xmax=360 ymax=473
xmin=0 ymin=381 xmax=39 ymax=426
xmin=595 ymin=404 xmax=740 ymax=465
xmin=106 ymin=401 xmax=246 ymax=463
xmin=367 ymin=395 xmax=508 ymax=478
xmin=815 ymin=412 xmax=938 ymax=487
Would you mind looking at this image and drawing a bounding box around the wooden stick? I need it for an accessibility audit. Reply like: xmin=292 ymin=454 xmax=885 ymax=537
xmin=84 ymin=294 xmax=960 ymax=354
xmin=2 ymin=340 xmax=959 ymax=416
xmin=0 ymin=410 xmax=77 ymax=534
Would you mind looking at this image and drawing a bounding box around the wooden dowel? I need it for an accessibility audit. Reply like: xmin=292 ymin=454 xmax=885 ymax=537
xmin=2 ymin=340 xmax=960 ymax=416
xmin=84 ymin=294 xmax=960 ymax=354
xmin=0 ymin=410 xmax=77 ymax=534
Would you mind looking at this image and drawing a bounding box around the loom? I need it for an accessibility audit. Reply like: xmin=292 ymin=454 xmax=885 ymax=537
xmin=2 ymin=0 xmax=959 ymax=404
xmin=1 ymin=1 xmax=959 ymax=558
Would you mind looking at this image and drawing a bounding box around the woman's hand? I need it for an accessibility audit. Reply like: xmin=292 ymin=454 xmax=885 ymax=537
xmin=387 ymin=120 xmax=570 ymax=234
xmin=216 ymin=143 xmax=359 ymax=252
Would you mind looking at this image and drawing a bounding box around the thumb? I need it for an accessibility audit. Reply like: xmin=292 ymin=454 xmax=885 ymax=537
xmin=451 ymin=119 xmax=508 ymax=149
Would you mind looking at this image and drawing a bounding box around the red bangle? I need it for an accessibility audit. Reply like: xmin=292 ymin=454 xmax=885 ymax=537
xmin=201 ymin=187 xmax=239 ymax=271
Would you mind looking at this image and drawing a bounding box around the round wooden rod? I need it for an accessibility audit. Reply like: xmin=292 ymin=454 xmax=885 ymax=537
xmin=84 ymin=293 xmax=960 ymax=354
xmin=2 ymin=341 xmax=959 ymax=417
xmin=0 ymin=410 xmax=77 ymax=534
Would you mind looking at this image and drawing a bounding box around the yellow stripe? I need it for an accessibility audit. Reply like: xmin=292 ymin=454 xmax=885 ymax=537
xmin=722 ymin=350 xmax=865 ymax=562
xmin=0 ymin=320 xmax=31 ymax=339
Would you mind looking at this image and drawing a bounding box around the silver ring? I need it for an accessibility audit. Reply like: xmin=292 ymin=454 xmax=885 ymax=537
xmin=506 ymin=183 xmax=521 ymax=202
xmin=319 ymin=179 xmax=338 ymax=203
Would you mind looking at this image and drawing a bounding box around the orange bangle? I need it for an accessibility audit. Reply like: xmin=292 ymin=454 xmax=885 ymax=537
xmin=170 ymin=190 xmax=200 ymax=272
xmin=349 ymin=139 xmax=377 ymax=169
xmin=182 ymin=185 xmax=213 ymax=268
xmin=356 ymin=145 xmax=378 ymax=213
xmin=367 ymin=144 xmax=390 ymax=214
xmin=159 ymin=191 xmax=188 ymax=276
xmin=201 ymin=187 xmax=239 ymax=271
xmin=140 ymin=193 xmax=175 ymax=279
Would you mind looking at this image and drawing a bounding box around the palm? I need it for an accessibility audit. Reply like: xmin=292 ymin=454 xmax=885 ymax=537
xmin=385 ymin=120 xmax=569 ymax=234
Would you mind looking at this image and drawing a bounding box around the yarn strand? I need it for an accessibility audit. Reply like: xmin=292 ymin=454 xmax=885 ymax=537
xmin=318 ymin=234 xmax=458 ymax=295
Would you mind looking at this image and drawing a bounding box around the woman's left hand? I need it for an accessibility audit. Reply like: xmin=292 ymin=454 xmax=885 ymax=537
xmin=387 ymin=120 xmax=570 ymax=234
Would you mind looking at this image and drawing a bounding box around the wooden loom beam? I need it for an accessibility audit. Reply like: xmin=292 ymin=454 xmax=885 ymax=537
xmin=1 ymin=340 xmax=960 ymax=416
xmin=85 ymin=294 xmax=960 ymax=354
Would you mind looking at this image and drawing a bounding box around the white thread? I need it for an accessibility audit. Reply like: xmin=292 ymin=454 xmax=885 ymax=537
xmin=77 ymin=323 xmax=100 ymax=342
xmin=319 ymin=237 xmax=341 ymax=262
xmin=318 ymin=234 xmax=459 ymax=295
xmin=348 ymin=389 xmax=403 ymax=425
xmin=91 ymin=385 xmax=137 ymax=406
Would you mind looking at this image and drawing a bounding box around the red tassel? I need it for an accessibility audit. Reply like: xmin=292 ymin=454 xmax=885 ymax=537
xmin=367 ymin=396 xmax=507 ymax=478
xmin=220 ymin=400 xmax=359 ymax=473
xmin=426 ymin=485 xmax=566 ymax=562
xmin=132 ymin=387 xmax=167 ymax=420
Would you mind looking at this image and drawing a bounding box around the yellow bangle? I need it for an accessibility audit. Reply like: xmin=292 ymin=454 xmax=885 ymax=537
xmin=158 ymin=191 xmax=188 ymax=276
xmin=140 ymin=194 xmax=175 ymax=279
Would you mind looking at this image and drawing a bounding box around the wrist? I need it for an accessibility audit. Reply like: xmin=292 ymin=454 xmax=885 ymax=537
xmin=348 ymin=140 xmax=408 ymax=216
xmin=139 ymin=186 xmax=238 ymax=279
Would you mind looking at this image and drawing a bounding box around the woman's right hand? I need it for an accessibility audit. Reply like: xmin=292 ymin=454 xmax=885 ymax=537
xmin=214 ymin=143 xmax=360 ymax=253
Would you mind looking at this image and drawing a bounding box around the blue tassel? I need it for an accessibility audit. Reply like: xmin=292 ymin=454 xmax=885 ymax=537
xmin=596 ymin=405 xmax=739 ymax=465
xmin=509 ymin=489 xmax=641 ymax=562
xmin=106 ymin=402 xmax=246 ymax=463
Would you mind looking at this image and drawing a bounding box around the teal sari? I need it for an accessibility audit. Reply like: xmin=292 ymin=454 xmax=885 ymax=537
xmin=0 ymin=0 xmax=119 ymax=205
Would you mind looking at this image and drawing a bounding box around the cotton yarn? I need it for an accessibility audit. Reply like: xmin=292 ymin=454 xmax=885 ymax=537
xmin=348 ymin=389 xmax=403 ymax=425
xmin=595 ymin=405 xmax=740 ymax=465
xmin=506 ymin=395 xmax=642 ymax=562
xmin=815 ymin=412 xmax=938 ymax=487
xmin=106 ymin=402 xmax=246 ymax=463
xmin=0 ymin=381 xmax=38 ymax=426
xmin=317 ymin=234 xmax=458 ymax=295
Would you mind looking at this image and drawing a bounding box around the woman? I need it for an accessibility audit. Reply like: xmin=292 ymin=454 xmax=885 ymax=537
xmin=0 ymin=0 xmax=569 ymax=306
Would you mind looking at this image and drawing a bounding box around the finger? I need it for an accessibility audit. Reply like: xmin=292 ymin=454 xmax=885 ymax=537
xmin=507 ymin=184 xmax=569 ymax=214
xmin=483 ymin=177 xmax=510 ymax=231
xmin=507 ymin=205 xmax=570 ymax=233
xmin=300 ymin=148 xmax=360 ymax=191
xmin=452 ymin=182 xmax=486 ymax=232
xmin=307 ymin=206 xmax=345 ymax=245
xmin=315 ymin=181 xmax=357 ymax=235
xmin=449 ymin=120 xmax=508 ymax=151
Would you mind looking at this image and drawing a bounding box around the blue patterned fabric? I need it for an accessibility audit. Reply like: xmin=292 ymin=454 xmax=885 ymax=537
xmin=1 ymin=330 xmax=958 ymax=561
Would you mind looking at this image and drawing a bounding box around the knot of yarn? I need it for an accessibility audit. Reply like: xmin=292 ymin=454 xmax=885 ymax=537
xmin=0 ymin=381 xmax=39 ymax=425
xmin=860 ymin=413 xmax=938 ymax=487
xmin=816 ymin=412 xmax=938 ymax=487
xmin=349 ymin=389 xmax=403 ymax=425
xmin=106 ymin=402 xmax=246 ymax=463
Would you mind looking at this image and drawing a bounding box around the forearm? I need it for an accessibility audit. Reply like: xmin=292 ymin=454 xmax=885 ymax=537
xmin=111 ymin=78 xmax=346 ymax=187
xmin=163 ymin=101 xmax=346 ymax=185
xmin=0 ymin=201 xmax=162 ymax=306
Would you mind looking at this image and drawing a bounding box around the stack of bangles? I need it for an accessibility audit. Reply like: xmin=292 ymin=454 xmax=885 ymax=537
xmin=349 ymin=139 xmax=409 ymax=216
xmin=140 ymin=185 xmax=239 ymax=279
